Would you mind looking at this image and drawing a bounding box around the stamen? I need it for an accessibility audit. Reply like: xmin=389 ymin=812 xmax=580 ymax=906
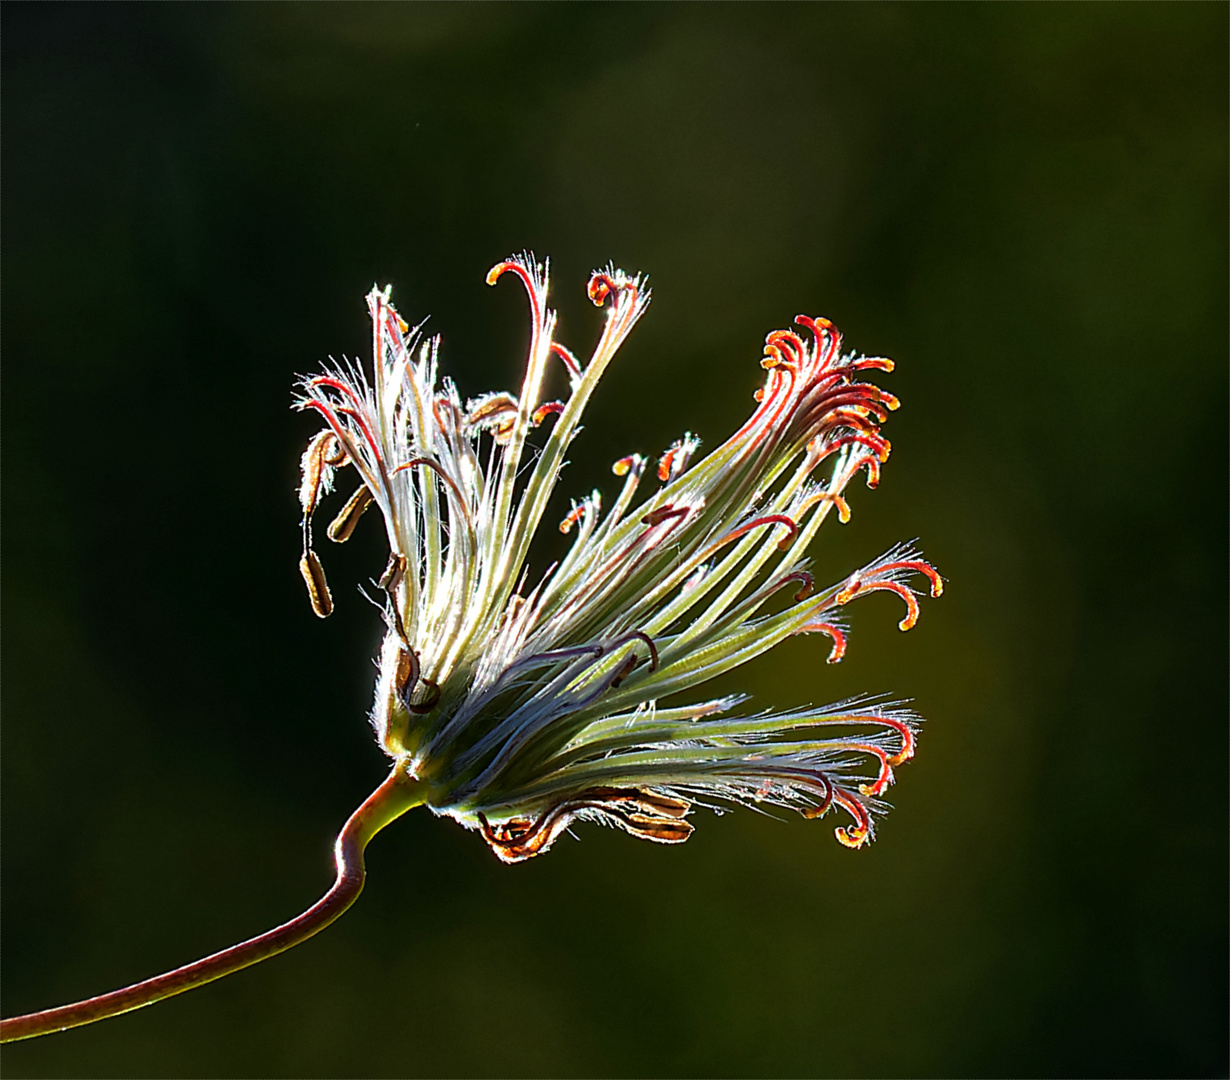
xmin=466 ymin=392 xmax=520 ymax=444
xmin=393 ymin=647 xmax=421 ymax=707
xmin=299 ymin=549 xmax=333 ymax=618
xmin=612 ymin=455 xmax=640 ymax=477
xmin=838 ymin=579 xmax=921 ymax=631
xmin=798 ymin=621 xmax=847 ymax=663
xmin=559 ymin=503 xmax=586 ymax=534
xmin=327 ymin=486 xmax=374 ymax=543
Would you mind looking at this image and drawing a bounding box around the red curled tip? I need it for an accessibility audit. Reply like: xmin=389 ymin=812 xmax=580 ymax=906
xmin=783 ymin=571 xmax=815 ymax=602
xmin=797 ymin=491 xmax=852 ymax=525
xmin=859 ymin=455 xmax=882 ymax=488
xmin=833 ymin=790 xmax=873 ymax=849
xmin=853 ymin=744 xmax=895 ymax=797
xmin=532 ymin=401 xmax=566 ymax=425
xmin=485 ymin=260 xmax=522 ymax=287
xmin=877 ymin=559 xmax=944 ymax=598
xmin=874 ymin=716 xmax=916 ymax=767
xmin=839 ymin=579 xmax=921 ymax=631
xmin=588 ymin=272 xmax=616 ymax=306
xmin=800 ymin=621 xmax=847 ymax=663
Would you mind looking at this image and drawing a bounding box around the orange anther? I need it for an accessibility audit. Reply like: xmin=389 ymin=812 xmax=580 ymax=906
xmin=559 ymin=504 xmax=586 ymax=534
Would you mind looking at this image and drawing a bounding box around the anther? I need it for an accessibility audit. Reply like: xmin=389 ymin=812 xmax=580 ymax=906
xmin=393 ymin=647 xmax=421 ymax=707
xmin=641 ymin=505 xmax=688 ymax=527
xmin=612 ymin=455 xmax=640 ymax=477
xmin=559 ymin=504 xmax=586 ymax=534
xmin=299 ymin=549 xmax=333 ymax=618
xmin=299 ymin=430 xmax=337 ymax=517
xmin=379 ymin=552 xmax=407 ymax=595
xmin=608 ymin=652 xmax=639 ymax=690
xmin=408 ymin=677 xmax=440 ymax=714
xmin=322 ymin=436 xmax=348 ymax=467
xmin=327 ymin=486 xmax=374 ymax=543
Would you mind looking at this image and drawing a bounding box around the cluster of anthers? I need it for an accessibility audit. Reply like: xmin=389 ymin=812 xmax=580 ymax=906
xmin=296 ymin=254 xmax=941 ymax=861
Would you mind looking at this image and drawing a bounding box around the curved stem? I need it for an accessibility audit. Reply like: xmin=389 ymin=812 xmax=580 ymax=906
xmin=1 ymin=760 xmax=424 ymax=1043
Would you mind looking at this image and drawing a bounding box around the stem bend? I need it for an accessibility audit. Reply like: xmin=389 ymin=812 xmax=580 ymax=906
xmin=1 ymin=761 xmax=423 ymax=1043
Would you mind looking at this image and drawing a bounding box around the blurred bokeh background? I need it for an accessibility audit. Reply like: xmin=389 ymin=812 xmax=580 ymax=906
xmin=3 ymin=5 xmax=1225 ymax=1077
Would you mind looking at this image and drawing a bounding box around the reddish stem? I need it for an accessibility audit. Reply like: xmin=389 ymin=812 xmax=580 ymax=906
xmin=0 ymin=762 xmax=423 ymax=1043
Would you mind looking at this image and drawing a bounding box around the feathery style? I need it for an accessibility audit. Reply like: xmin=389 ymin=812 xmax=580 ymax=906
xmin=296 ymin=254 xmax=941 ymax=861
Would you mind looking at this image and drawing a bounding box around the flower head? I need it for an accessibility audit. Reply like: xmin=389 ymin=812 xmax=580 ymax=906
xmin=295 ymin=254 xmax=941 ymax=862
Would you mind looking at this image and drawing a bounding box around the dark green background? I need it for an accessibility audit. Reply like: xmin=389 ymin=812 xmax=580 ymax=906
xmin=3 ymin=4 xmax=1225 ymax=1077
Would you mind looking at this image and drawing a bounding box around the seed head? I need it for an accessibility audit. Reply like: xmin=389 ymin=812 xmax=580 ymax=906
xmin=294 ymin=254 xmax=941 ymax=862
